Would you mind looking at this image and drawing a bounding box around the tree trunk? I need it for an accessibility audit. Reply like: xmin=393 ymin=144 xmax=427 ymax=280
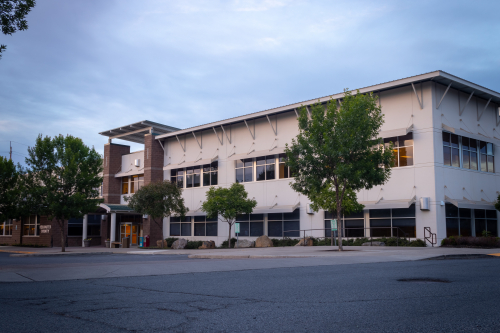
xmin=228 ymin=223 xmax=232 ymax=248
xmin=59 ymin=219 xmax=65 ymax=252
xmin=337 ymin=205 xmax=343 ymax=251
xmin=330 ymin=230 xmax=334 ymax=246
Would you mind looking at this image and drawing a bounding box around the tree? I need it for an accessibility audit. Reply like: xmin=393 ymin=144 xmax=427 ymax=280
xmin=125 ymin=180 xmax=188 ymax=248
xmin=494 ymin=194 xmax=500 ymax=212
xmin=201 ymin=183 xmax=257 ymax=248
xmin=25 ymin=134 xmax=103 ymax=252
xmin=286 ymin=90 xmax=394 ymax=251
xmin=0 ymin=156 xmax=24 ymax=223
xmin=0 ymin=0 xmax=36 ymax=59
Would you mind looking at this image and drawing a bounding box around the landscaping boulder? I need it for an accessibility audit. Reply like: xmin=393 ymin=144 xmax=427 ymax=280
xmin=156 ymin=240 xmax=169 ymax=248
xmin=198 ymin=241 xmax=216 ymax=249
xmin=295 ymin=237 xmax=313 ymax=246
xmin=235 ymin=239 xmax=255 ymax=248
xmin=255 ymin=235 xmax=273 ymax=248
xmin=362 ymin=241 xmax=385 ymax=246
xmin=171 ymin=238 xmax=188 ymax=249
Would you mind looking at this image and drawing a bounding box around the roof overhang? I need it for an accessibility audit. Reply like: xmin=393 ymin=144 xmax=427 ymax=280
xmin=155 ymin=70 xmax=500 ymax=141
xmin=99 ymin=203 xmax=136 ymax=213
xmin=99 ymin=120 xmax=180 ymax=144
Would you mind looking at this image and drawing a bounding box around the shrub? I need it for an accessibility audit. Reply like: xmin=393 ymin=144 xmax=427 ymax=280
xmin=271 ymin=238 xmax=300 ymax=247
xmin=185 ymin=241 xmax=203 ymax=249
xmin=441 ymin=236 xmax=500 ymax=248
xmin=164 ymin=237 xmax=179 ymax=248
xmin=220 ymin=238 xmax=237 ymax=248
xmin=409 ymin=239 xmax=426 ymax=247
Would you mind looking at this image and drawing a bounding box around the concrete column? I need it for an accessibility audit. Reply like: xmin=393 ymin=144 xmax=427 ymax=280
xmin=82 ymin=214 xmax=88 ymax=247
xmin=110 ymin=213 xmax=117 ymax=242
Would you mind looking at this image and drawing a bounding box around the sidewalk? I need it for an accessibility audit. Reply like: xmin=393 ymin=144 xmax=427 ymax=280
xmin=2 ymin=244 xmax=499 ymax=260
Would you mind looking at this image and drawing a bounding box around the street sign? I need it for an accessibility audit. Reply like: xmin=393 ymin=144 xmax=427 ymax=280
xmin=330 ymin=219 xmax=337 ymax=231
xmin=235 ymin=223 xmax=240 ymax=234
xmin=40 ymin=225 xmax=51 ymax=230
xmin=40 ymin=229 xmax=50 ymax=234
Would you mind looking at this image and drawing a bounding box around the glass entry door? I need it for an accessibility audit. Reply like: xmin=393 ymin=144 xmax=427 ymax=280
xmin=120 ymin=223 xmax=139 ymax=246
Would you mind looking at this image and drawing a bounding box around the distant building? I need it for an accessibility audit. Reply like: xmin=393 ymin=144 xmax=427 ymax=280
xmin=2 ymin=71 xmax=498 ymax=247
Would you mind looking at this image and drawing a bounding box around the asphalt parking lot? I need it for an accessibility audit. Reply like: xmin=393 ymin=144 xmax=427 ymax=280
xmin=0 ymin=254 xmax=499 ymax=332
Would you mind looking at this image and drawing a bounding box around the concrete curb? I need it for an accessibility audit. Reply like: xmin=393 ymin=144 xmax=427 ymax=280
xmin=188 ymin=254 xmax=313 ymax=259
xmin=421 ymin=254 xmax=499 ymax=260
xmin=10 ymin=252 xmax=114 ymax=258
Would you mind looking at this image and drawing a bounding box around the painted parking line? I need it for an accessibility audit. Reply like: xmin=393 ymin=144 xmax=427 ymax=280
xmin=487 ymin=253 xmax=500 ymax=257
xmin=0 ymin=250 xmax=36 ymax=254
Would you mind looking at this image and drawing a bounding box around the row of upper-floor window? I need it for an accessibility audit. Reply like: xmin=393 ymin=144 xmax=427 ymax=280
xmin=170 ymin=162 xmax=218 ymax=188
xmin=236 ymin=154 xmax=296 ymax=183
xmin=442 ymin=132 xmax=494 ymax=173
xmin=122 ymin=174 xmax=144 ymax=195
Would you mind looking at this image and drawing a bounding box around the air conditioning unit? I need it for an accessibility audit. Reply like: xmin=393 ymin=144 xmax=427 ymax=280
xmin=420 ymin=197 xmax=430 ymax=210
xmin=135 ymin=159 xmax=140 ymax=167
xmin=306 ymin=203 xmax=315 ymax=214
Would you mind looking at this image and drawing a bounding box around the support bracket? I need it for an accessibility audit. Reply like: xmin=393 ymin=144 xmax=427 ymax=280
xmin=436 ymin=82 xmax=452 ymax=109
xmin=175 ymin=135 xmax=186 ymax=152
xmin=244 ymin=120 xmax=255 ymax=140
xmin=294 ymin=108 xmax=299 ymax=118
xmin=158 ymin=139 xmax=166 ymax=155
xmin=213 ymin=127 xmax=223 ymax=145
xmin=496 ymin=105 xmax=500 ymax=127
xmin=266 ymin=115 xmax=277 ymax=136
xmin=192 ymin=131 xmax=202 ymax=149
xmin=411 ymin=83 xmax=423 ymax=109
xmin=477 ymin=97 xmax=492 ymax=121
xmin=459 ymin=91 xmax=474 ymax=116
xmin=221 ymin=125 xmax=231 ymax=144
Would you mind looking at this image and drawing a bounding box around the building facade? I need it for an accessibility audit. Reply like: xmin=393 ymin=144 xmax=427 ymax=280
xmin=2 ymin=71 xmax=498 ymax=247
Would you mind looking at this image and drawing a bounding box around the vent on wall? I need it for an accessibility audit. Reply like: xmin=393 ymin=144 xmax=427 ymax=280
xmin=135 ymin=159 xmax=140 ymax=167
xmin=306 ymin=203 xmax=315 ymax=214
xmin=420 ymin=197 xmax=430 ymax=210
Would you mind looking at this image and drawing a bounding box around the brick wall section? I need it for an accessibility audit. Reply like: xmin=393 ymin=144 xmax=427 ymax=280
xmin=143 ymin=134 xmax=165 ymax=245
xmin=101 ymin=216 xmax=109 ymax=246
xmin=103 ymin=143 xmax=130 ymax=204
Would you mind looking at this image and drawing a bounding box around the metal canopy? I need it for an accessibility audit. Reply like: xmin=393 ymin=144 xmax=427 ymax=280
xmin=99 ymin=203 xmax=136 ymax=213
xmin=99 ymin=120 xmax=180 ymax=144
xmin=155 ymin=71 xmax=500 ymax=141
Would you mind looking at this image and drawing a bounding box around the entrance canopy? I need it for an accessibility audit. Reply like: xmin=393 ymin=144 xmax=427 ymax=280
xmin=360 ymin=196 xmax=416 ymax=210
xmin=99 ymin=203 xmax=136 ymax=213
xmin=444 ymin=195 xmax=496 ymax=210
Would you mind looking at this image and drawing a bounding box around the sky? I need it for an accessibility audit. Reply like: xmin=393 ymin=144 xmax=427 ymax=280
xmin=1 ymin=0 xmax=500 ymax=165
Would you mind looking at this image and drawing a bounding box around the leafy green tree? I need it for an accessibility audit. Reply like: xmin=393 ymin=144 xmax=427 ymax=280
xmin=125 ymin=180 xmax=188 ymax=248
xmin=25 ymin=134 xmax=103 ymax=252
xmin=0 ymin=0 xmax=36 ymax=59
xmin=286 ymin=90 xmax=393 ymax=251
xmin=494 ymin=194 xmax=500 ymax=213
xmin=0 ymin=156 xmax=24 ymax=223
xmin=201 ymin=183 xmax=257 ymax=248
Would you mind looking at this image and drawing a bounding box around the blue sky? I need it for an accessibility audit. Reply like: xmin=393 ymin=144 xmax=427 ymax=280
xmin=1 ymin=0 xmax=500 ymax=163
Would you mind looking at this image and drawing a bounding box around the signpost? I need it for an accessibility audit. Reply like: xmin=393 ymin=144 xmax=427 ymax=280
xmin=235 ymin=223 xmax=240 ymax=244
xmin=331 ymin=219 xmax=337 ymax=247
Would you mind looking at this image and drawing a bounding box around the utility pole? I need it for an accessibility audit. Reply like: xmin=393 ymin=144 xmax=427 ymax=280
xmin=9 ymin=141 xmax=12 ymax=161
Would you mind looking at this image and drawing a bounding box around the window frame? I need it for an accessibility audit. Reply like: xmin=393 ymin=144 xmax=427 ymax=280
xmin=267 ymin=209 xmax=300 ymax=238
xmin=443 ymin=131 xmax=494 ymax=173
xmin=22 ymin=215 xmax=39 ymax=237
xmin=0 ymin=219 xmax=13 ymax=236
xmin=324 ymin=211 xmax=365 ymax=238
xmin=368 ymin=204 xmax=416 ymax=238
xmin=193 ymin=215 xmax=218 ymax=237
xmin=171 ymin=162 xmax=218 ymax=189
xmin=235 ymin=214 xmax=264 ymax=237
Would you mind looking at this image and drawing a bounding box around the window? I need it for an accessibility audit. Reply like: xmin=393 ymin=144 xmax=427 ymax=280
xmin=235 ymin=214 xmax=264 ymax=237
xmin=369 ymin=204 xmax=416 ymax=237
xmin=445 ymin=204 xmax=471 ymax=237
xmin=324 ymin=211 xmax=364 ymax=238
xmin=194 ymin=216 xmax=218 ymax=236
xmin=278 ymin=154 xmax=296 ymax=179
xmin=170 ymin=169 xmax=184 ymax=188
xmin=0 ymin=219 xmax=13 ymax=236
xmin=384 ymin=133 xmax=414 ymax=167
xmin=203 ymin=162 xmax=218 ymax=186
xmin=170 ymin=216 xmax=192 ymax=236
xmin=443 ymin=132 xmax=494 ymax=173
xmin=130 ymin=174 xmax=144 ymax=193
xmin=23 ymin=215 xmax=39 ymax=236
xmin=87 ymin=215 xmax=102 ymax=236
xmin=235 ymin=158 xmax=253 ymax=183
xmin=474 ymin=209 xmax=498 ymax=237
xmin=186 ymin=166 xmax=201 ymax=188
xmin=68 ymin=217 xmax=83 ymax=236
xmin=256 ymin=155 xmax=275 ymax=181
xmin=122 ymin=177 xmax=129 ymax=194
xmin=268 ymin=209 xmax=300 ymax=237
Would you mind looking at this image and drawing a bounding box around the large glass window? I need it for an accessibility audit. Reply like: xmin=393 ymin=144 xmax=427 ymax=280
xmin=268 ymin=209 xmax=300 ymax=237
xmin=130 ymin=174 xmax=144 ymax=194
xmin=279 ymin=154 xmax=296 ymax=179
xmin=235 ymin=158 xmax=254 ymax=183
xmin=87 ymin=215 xmax=102 ymax=236
xmin=0 ymin=219 xmax=13 ymax=236
xmin=194 ymin=216 xmax=218 ymax=236
xmin=445 ymin=204 xmax=471 ymax=237
xmin=186 ymin=166 xmax=201 ymax=188
xmin=23 ymin=215 xmax=39 ymax=236
xmin=474 ymin=209 xmax=498 ymax=237
xmin=235 ymin=214 xmax=264 ymax=237
xmin=324 ymin=211 xmax=364 ymax=238
xmin=384 ymin=133 xmax=414 ymax=167
xmin=203 ymin=162 xmax=218 ymax=186
xmin=121 ymin=177 xmax=129 ymax=194
xmin=369 ymin=204 xmax=416 ymax=237
xmin=256 ymin=155 xmax=275 ymax=181
xmin=443 ymin=132 xmax=494 ymax=173
xmin=68 ymin=217 xmax=83 ymax=236
xmin=170 ymin=216 xmax=192 ymax=236
xmin=170 ymin=169 xmax=185 ymax=188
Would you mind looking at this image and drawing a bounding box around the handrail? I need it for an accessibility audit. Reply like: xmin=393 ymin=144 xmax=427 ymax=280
xmin=424 ymin=227 xmax=437 ymax=247
xmin=281 ymin=227 xmax=410 ymax=247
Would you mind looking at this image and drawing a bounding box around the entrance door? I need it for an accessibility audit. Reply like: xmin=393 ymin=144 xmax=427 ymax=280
xmin=120 ymin=223 xmax=139 ymax=246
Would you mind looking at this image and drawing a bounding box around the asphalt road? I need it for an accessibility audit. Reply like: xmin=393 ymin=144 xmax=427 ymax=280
xmin=1 ymin=254 xmax=499 ymax=332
